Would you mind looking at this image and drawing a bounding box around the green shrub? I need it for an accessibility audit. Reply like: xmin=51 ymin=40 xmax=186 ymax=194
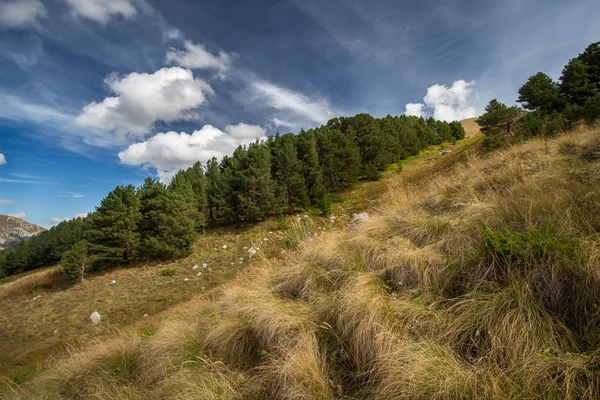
xmin=481 ymin=223 xmax=579 ymax=264
xmin=160 ymin=268 xmax=176 ymax=277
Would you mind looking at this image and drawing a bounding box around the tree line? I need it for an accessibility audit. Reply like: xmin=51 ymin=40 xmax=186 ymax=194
xmin=0 ymin=113 xmax=465 ymax=279
xmin=477 ymin=41 xmax=600 ymax=143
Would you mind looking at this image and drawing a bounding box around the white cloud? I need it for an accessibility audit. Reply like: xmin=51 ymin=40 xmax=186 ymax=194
xmin=75 ymin=67 xmax=214 ymax=138
xmin=0 ymin=199 xmax=14 ymax=205
xmin=0 ymin=177 xmax=56 ymax=184
xmin=404 ymin=103 xmax=425 ymax=117
xmin=250 ymin=80 xmax=336 ymax=128
xmin=58 ymin=191 xmax=84 ymax=198
xmin=51 ymin=212 xmax=89 ymax=224
xmin=0 ymin=153 xmax=5 ymax=165
xmin=9 ymin=212 xmax=26 ymax=219
xmin=63 ymin=0 xmax=137 ymax=24
xmin=405 ymin=80 xmax=477 ymax=122
xmin=424 ymin=80 xmax=477 ymax=122
xmin=118 ymin=122 xmax=267 ymax=182
xmin=0 ymin=0 xmax=47 ymax=30
xmin=166 ymin=41 xmax=232 ymax=75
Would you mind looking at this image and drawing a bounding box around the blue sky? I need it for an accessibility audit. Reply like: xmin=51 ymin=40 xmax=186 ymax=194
xmin=0 ymin=0 xmax=598 ymax=228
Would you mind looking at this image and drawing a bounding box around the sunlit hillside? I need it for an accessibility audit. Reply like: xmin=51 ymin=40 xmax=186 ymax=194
xmin=5 ymin=121 xmax=600 ymax=399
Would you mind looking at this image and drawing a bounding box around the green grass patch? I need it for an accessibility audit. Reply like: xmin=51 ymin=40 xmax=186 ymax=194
xmin=481 ymin=223 xmax=579 ymax=264
xmin=159 ymin=268 xmax=177 ymax=277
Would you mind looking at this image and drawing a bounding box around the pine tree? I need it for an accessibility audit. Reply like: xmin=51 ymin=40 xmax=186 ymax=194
xmin=143 ymin=178 xmax=199 ymax=259
xmin=314 ymin=126 xmax=361 ymax=190
xmin=271 ymin=133 xmax=309 ymax=211
xmin=205 ymin=157 xmax=226 ymax=222
xmin=560 ymin=58 xmax=596 ymax=107
xmin=296 ymin=129 xmax=326 ymax=206
xmin=476 ymin=99 xmax=522 ymax=136
xmin=517 ymin=72 xmax=562 ymax=113
xmin=236 ymin=141 xmax=276 ymax=221
xmin=578 ymin=41 xmax=600 ymax=92
xmin=449 ymin=121 xmax=466 ymax=140
xmin=61 ymin=240 xmax=88 ymax=282
xmin=88 ymin=185 xmax=141 ymax=265
xmin=180 ymin=162 xmax=207 ymax=228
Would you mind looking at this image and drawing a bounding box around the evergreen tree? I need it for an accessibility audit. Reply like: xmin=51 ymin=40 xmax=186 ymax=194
xmin=141 ymin=178 xmax=199 ymax=259
xmin=476 ymin=99 xmax=523 ymax=136
xmin=88 ymin=185 xmax=141 ymax=265
xmin=578 ymin=41 xmax=600 ymax=92
xmin=179 ymin=162 xmax=207 ymax=228
xmin=236 ymin=141 xmax=277 ymax=221
xmin=449 ymin=121 xmax=466 ymax=140
xmin=517 ymin=72 xmax=562 ymax=113
xmin=271 ymin=133 xmax=309 ymax=211
xmin=205 ymin=157 xmax=226 ymax=222
xmin=296 ymin=129 xmax=327 ymax=206
xmin=560 ymin=58 xmax=596 ymax=107
xmin=61 ymin=240 xmax=88 ymax=282
xmin=314 ymin=126 xmax=361 ymax=190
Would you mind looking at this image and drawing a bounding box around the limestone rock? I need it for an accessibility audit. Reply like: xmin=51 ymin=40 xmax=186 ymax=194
xmin=349 ymin=212 xmax=369 ymax=228
xmin=88 ymin=311 xmax=102 ymax=324
xmin=109 ymin=280 xmax=116 ymax=285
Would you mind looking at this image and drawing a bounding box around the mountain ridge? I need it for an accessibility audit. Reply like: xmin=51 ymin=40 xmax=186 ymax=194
xmin=0 ymin=215 xmax=45 ymax=251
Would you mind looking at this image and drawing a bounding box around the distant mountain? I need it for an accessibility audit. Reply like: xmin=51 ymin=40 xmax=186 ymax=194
xmin=0 ymin=214 xmax=45 ymax=251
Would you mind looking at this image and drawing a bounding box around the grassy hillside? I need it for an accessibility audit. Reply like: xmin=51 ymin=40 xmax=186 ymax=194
xmin=0 ymin=128 xmax=481 ymax=389
xmin=35 ymin=120 xmax=600 ymax=398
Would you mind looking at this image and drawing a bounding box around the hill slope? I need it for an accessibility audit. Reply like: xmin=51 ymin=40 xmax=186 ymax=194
xmin=16 ymin=122 xmax=600 ymax=398
xmin=0 ymin=215 xmax=44 ymax=250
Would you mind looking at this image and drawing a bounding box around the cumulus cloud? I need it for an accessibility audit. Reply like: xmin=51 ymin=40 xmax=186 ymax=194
xmin=9 ymin=212 xmax=26 ymax=219
xmin=250 ymin=80 xmax=336 ymax=128
xmin=0 ymin=199 xmax=14 ymax=205
xmin=166 ymin=41 xmax=232 ymax=75
xmin=405 ymin=80 xmax=477 ymax=122
xmin=404 ymin=103 xmax=425 ymax=117
xmin=0 ymin=153 xmax=5 ymax=165
xmin=63 ymin=0 xmax=136 ymax=24
xmin=75 ymin=67 xmax=214 ymax=138
xmin=118 ymin=122 xmax=267 ymax=182
xmin=51 ymin=212 xmax=89 ymax=224
xmin=0 ymin=0 xmax=47 ymax=30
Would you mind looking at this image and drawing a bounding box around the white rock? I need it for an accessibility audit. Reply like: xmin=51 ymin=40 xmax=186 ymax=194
xmin=31 ymin=295 xmax=42 ymax=302
xmin=88 ymin=311 xmax=102 ymax=324
xmin=263 ymin=237 xmax=269 ymax=242
xmin=201 ymin=287 xmax=205 ymax=290
xmin=202 ymin=263 xmax=208 ymax=268
xmin=192 ymin=264 xmax=199 ymax=270
xmin=280 ymin=250 xmax=287 ymax=254
xmin=243 ymin=246 xmax=248 ymax=250
xmin=143 ymin=314 xmax=149 ymax=317
xmin=269 ymin=231 xmax=273 ymax=234
xmin=53 ymin=329 xmax=59 ymax=335
xmin=221 ymin=244 xmax=227 ymax=249
xmin=349 ymin=212 xmax=369 ymax=228
xmin=196 ymin=272 xmax=202 ymax=277
xmin=184 ymin=278 xmax=189 ymax=282
xmin=109 ymin=280 xmax=116 ymax=285
xmin=248 ymin=248 xmax=257 ymax=257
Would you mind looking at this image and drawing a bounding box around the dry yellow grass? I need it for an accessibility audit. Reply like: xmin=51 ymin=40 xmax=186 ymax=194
xmin=0 ymin=266 xmax=66 ymax=301
xmin=8 ymin=121 xmax=600 ymax=399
